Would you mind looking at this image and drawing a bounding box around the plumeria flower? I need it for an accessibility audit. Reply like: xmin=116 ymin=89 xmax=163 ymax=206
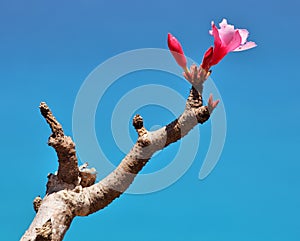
xmin=167 ymin=33 xmax=189 ymax=73
xmin=201 ymin=18 xmax=257 ymax=71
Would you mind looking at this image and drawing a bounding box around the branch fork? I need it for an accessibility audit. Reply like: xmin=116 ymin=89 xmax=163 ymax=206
xmin=21 ymin=64 xmax=219 ymax=241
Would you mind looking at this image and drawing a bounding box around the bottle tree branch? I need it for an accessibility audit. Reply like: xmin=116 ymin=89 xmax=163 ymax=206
xmin=39 ymin=102 xmax=80 ymax=186
xmin=76 ymin=65 xmax=212 ymax=216
xmin=21 ymin=65 xmax=217 ymax=241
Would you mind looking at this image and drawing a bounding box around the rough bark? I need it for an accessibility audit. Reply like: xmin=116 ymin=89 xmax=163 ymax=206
xmin=20 ymin=65 xmax=216 ymax=241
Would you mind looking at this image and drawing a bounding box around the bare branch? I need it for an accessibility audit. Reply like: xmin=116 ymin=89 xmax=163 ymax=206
xmin=22 ymin=65 xmax=216 ymax=241
xmin=21 ymin=194 xmax=76 ymax=241
xmin=39 ymin=102 xmax=80 ymax=186
xmin=76 ymin=65 xmax=212 ymax=216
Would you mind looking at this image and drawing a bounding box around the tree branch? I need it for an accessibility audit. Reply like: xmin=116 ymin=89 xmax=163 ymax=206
xmin=21 ymin=65 xmax=216 ymax=241
xmin=75 ymin=65 xmax=212 ymax=216
xmin=39 ymin=102 xmax=80 ymax=186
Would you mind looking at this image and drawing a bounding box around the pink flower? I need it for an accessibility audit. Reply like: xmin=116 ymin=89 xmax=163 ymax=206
xmin=167 ymin=33 xmax=188 ymax=71
xmin=201 ymin=19 xmax=257 ymax=70
xmin=201 ymin=46 xmax=214 ymax=72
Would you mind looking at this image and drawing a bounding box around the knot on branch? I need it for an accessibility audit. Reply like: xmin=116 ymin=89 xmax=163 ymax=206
xmin=137 ymin=137 xmax=151 ymax=147
xmin=33 ymin=196 xmax=42 ymax=213
xmin=133 ymin=114 xmax=144 ymax=130
xmin=195 ymin=106 xmax=210 ymax=124
xmin=35 ymin=219 xmax=52 ymax=241
xmin=133 ymin=115 xmax=150 ymax=146
xmin=133 ymin=115 xmax=147 ymax=137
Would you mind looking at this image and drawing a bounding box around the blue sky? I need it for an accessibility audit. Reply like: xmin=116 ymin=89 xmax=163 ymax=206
xmin=1 ymin=0 xmax=300 ymax=240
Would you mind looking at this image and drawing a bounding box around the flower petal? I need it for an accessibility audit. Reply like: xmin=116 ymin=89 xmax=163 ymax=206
xmin=219 ymin=18 xmax=235 ymax=30
xmin=209 ymin=23 xmax=229 ymax=66
xmin=238 ymin=29 xmax=249 ymax=45
xmin=210 ymin=46 xmax=227 ymax=66
xmin=233 ymin=41 xmax=257 ymax=52
xmin=212 ymin=18 xmax=236 ymax=46
xmin=219 ymin=19 xmax=228 ymax=28
xmin=226 ymin=30 xmax=242 ymax=52
xmin=212 ymin=22 xmax=222 ymax=49
xmin=218 ymin=26 xmax=236 ymax=45
xmin=201 ymin=46 xmax=214 ymax=71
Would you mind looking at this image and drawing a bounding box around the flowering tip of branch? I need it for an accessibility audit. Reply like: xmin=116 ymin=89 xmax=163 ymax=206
xmin=205 ymin=18 xmax=257 ymax=69
xmin=167 ymin=33 xmax=187 ymax=69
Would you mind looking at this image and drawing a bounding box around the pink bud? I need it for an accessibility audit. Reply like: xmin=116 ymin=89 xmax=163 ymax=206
xmin=167 ymin=33 xmax=187 ymax=69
